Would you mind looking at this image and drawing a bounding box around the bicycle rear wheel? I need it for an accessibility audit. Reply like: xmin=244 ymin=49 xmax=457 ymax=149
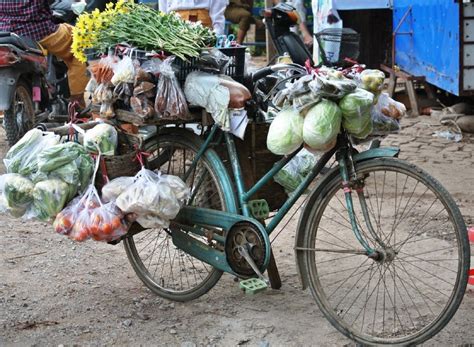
xmin=300 ymin=158 xmax=469 ymax=345
xmin=123 ymin=131 xmax=234 ymax=301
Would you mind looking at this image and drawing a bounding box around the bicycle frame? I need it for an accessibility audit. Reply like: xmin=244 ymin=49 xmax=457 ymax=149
xmin=179 ymin=124 xmax=400 ymax=259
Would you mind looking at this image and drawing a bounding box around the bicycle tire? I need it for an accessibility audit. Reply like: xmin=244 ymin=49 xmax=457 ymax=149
xmin=3 ymin=81 xmax=35 ymax=147
xmin=123 ymin=131 xmax=235 ymax=302
xmin=299 ymin=158 xmax=469 ymax=345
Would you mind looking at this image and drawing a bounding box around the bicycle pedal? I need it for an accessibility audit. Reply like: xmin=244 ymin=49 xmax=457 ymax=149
xmin=239 ymin=278 xmax=268 ymax=295
xmin=248 ymin=199 xmax=270 ymax=220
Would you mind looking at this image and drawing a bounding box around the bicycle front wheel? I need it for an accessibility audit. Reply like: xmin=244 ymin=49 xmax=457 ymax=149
xmin=300 ymin=158 xmax=469 ymax=345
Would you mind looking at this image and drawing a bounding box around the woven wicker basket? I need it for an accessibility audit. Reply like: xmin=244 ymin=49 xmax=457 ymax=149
xmin=95 ymin=131 xmax=142 ymax=189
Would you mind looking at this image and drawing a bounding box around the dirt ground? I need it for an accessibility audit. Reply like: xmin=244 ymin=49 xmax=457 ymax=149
xmin=1 ymin=116 xmax=473 ymax=346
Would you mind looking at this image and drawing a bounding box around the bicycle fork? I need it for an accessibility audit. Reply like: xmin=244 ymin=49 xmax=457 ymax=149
xmin=337 ymin=149 xmax=387 ymax=258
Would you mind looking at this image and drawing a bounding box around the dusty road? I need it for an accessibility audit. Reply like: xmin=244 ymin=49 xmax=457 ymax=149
xmin=1 ymin=116 xmax=473 ymax=346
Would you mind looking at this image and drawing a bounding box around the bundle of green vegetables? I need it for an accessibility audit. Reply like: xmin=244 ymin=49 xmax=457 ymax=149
xmin=1 ymin=130 xmax=95 ymax=221
xmin=38 ymin=142 xmax=94 ymax=190
xmin=4 ymin=129 xmax=59 ymax=177
xmin=95 ymin=3 xmax=216 ymax=60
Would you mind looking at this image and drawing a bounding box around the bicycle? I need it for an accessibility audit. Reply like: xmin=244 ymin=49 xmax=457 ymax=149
xmin=118 ymin=67 xmax=470 ymax=345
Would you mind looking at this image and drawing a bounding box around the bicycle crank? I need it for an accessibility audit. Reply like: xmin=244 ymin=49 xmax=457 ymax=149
xmin=225 ymin=222 xmax=271 ymax=279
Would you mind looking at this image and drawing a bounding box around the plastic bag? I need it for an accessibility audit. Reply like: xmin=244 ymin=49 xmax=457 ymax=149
xmin=56 ymin=184 xmax=129 ymax=242
xmin=155 ymin=57 xmax=190 ymax=120
xmin=111 ymin=56 xmax=135 ymax=85
xmin=92 ymin=83 xmax=113 ymax=104
xmin=85 ymin=77 xmax=98 ymax=94
xmin=374 ymin=92 xmax=406 ymax=120
xmin=31 ymin=178 xmax=71 ymax=221
xmin=113 ymin=82 xmax=133 ymax=102
xmin=38 ymin=141 xmax=93 ymax=190
xmin=371 ymin=108 xmax=400 ymax=135
xmin=4 ymin=129 xmax=59 ymax=176
xmin=134 ymin=81 xmax=156 ymax=98
xmin=303 ymin=100 xmax=342 ymax=151
xmin=130 ymin=95 xmax=155 ymax=119
xmin=339 ymin=88 xmax=374 ymax=137
xmin=1 ymin=174 xmax=34 ymax=217
xmin=113 ymin=167 xmax=190 ymax=229
xmin=308 ymin=74 xmax=357 ymax=100
xmin=359 ymin=69 xmax=385 ymax=95
xmin=184 ymin=71 xmax=230 ymax=129
xmin=53 ymin=195 xmax=82 ymax=236
xmin=141 ymin=58 xmax=162 ymax=76
xmin=370 ymin=92 xmax=404 ymax=135
xmin=89 ymin=56 xmax=115 ymax=84
xmin=84 ymin=123 xmax=118 ymax=156
xmin=99 ymin=102 xmax=114 ymax=119
xmin=312 ymin=0 xmax=343 ymax=64
xmin=197 ymin=48 xmax=231 ymax=74
xmin=101 ymin=176 xmax=135 ymax=203
xmin=38 ymin=141 xmax=88 ymax=173
xmin=267 ymin=107 xmax=304 ymax=155
xmin=274 ymin=149 xmax=318 ymax=193
xmin=91 ymin=83 xmax=114 ymax=118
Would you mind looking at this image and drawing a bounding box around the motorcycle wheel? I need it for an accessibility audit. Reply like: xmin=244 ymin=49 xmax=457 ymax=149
xmin=3 ymin=81 xmax=35 ymax=147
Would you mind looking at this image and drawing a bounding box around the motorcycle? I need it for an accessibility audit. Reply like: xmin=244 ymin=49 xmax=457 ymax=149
xmin=0 ymin=0 xmax=112 ymax=146
xmin=263 ymin=2 xmax=314 ymax=67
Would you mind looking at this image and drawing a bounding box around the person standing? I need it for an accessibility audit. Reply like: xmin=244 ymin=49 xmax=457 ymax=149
xmin=224 ymin=0 xmax=264 ymax=44
xmin=159 ymin=0 xmax=228 ymax=35
xmin=288 ymin=0 xmax=313 ymax=47
xmin=0 ymin=0 xmax=89 ymax=107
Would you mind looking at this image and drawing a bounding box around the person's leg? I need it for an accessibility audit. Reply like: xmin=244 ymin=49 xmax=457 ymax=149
xmin=224 ymin=5 xmax=253 ymax=44
xmin=39 ymin=24 xmax=89 ymax=107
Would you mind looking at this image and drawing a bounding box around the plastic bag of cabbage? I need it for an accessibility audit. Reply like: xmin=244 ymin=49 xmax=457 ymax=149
xmin=339 ymin=88 xmax=375 ymax=139
xmin=0 ymin=174 xmax=73 ymax=221
xmin=0 ymin=174 xmax=35 ymax=217
xmin=303 ymin=100 xmax=342 ymax=151
xmin=267 ymin=107 xmax=304 ymax=155
xmin=84 ymin=123 xmax=118 ymax=156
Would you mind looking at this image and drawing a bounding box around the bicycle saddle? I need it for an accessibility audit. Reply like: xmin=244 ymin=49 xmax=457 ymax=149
xmin=219 ymin=75 xmax=251 ymax=108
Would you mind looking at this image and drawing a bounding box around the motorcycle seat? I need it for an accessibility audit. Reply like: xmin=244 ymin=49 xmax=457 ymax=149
xmin=0 ymin=32 xmax=42 ymax=54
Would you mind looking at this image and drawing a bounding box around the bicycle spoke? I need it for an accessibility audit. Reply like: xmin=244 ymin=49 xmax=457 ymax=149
xmin=397 ymin=251 xmax=458 ymax=274
xmin=392 ymin=261 xmax=441 ymax=311
xmin=307 ymin=160 xmax=467 ymax=344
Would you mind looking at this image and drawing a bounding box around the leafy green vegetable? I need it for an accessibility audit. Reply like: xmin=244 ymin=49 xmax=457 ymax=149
xmin=38 ymin=142 xmax=86 ymax=173
xmin=84 ymin=124 xmax=118 ymax=156
xmin=32 ymin=179 xmax=70 ymax=221
xmin=267 ymin=107 xmax=304 ymax=155
xmin=50 ymin=162 xmax=79 ymax=185
xmin=37 ymin=141 xmax=93 ymax=191
xmin=76 ymin=154 xmax=93 ymax=190
xmin=4 ymin=174 xmax=34 ymax=208
xmin=339 ymin=88 xmax=374 ymax=137
xmin=303 ymin=100 xmax=342 ymax=151
xmin=95 ymin=3 xmax=216 ymax=60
